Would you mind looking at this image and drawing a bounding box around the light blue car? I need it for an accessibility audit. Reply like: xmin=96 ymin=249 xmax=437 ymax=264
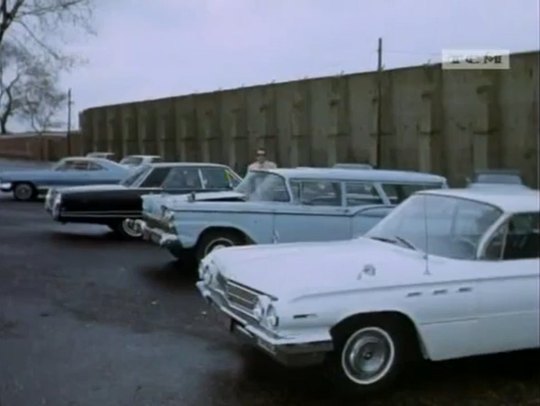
xmin=0 ymin=156 xmax=130 ymax=201
xmin=136 ymin=167 xmax=448 ymax=262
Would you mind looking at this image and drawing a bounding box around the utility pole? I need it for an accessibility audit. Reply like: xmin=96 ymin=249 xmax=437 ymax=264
xmin=376 ymin=37 xmax=383 ymax=168
xmin=66 ymin=88 xmax=72 ymax=155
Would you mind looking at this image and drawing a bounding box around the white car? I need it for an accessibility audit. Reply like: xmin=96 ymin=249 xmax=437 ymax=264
xmin=197 ymin=188 xmax=540 ymax=394
xmin=119 ymin=155 xmax=163 ymax=168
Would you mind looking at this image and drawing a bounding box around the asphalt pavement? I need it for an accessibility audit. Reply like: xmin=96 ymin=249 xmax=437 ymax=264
xmin=0 ymin=160 xmax=539 ymax=406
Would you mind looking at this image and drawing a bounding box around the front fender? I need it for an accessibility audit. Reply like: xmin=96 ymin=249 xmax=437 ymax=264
xmin=174 ymin=218 xmax=260 ymax=249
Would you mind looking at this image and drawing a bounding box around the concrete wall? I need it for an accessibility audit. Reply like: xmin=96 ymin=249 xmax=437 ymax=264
xmin=80 ymin=51 xmax=539 ymax=186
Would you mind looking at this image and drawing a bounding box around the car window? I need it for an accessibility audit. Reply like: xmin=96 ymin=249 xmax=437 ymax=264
xmin=54 ymin=160 xmax=73 ymax=171
xmin=381 ymin=183 xmax=443 ymax=204
xmin=290 ymin=180 xmax=342 ymax=206
xmin=87 ymin=162 xmax=104 ymax=171
xmin=150 ymin=157 xmax=163 ymax=163
xmin=121 ymin=166 xmax=149 ymax=186
xmin=344 ymin=182 xmax=383 ymax=206
xmin=162 ymin=167 xmax=202 ymax=189
xmin=200 ymin=167 xmax=238 ymax=189
xmin=484 ymin=212 xmax=540 ymax=260
xmin=70 ymin=160 xmax=90 ymax=170
xmin=142 ymin=167 xmax=172 ymax=187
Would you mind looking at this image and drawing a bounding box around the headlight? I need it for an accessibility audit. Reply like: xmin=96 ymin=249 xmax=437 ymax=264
xmin=203 ymin=269 xmax=213 ymax=285
xmin=198 ymin=263 xmax=207 ymax=279
xmin=264 ymin=304 xmax=279 ymax=328
xmin=252 ymin=300 xmax=264 ymax=322
xmin=163 ymin=209 xmax=174 ymax=223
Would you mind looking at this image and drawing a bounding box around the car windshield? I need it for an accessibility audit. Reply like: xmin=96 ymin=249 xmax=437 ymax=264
xmin=234 ymin=171 xmax=290 ymax=202
xmin=120 ymin=156 xmax=143 ymax=166
xmin=120 ymin=166 xmax=149 ymax=186
xmin=365 ymin=194 xmax=503 ymax=259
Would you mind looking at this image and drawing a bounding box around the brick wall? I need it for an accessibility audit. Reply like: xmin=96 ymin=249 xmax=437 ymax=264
xmin=0 ymin=132 xmax=82 ymax=162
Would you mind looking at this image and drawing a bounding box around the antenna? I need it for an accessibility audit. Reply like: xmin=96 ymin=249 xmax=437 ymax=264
xmin=422 ymin=193 xmax=430 ymax=275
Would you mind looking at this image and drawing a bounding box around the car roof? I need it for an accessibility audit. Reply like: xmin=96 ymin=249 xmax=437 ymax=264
xmin=473 ymin=169 xmax=521 ymax=175
xmin=60 ymin=156 xmax=125 ymax=169
xmin=123 ymin=155 xmax=161 ymax=159
xmin=420 ymin=188 xmax=539 ymax=213
xmin=148 ymin=162 xmax=231 ymax=168
xmin=263 ymin=167 xmax=447 ymax=183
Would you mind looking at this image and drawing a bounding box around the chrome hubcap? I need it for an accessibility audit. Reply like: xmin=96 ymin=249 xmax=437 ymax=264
xmin=341 ymin=327 xmax=395 ymax=385
xmin=122 ymin=219 xmax=142 ymax=238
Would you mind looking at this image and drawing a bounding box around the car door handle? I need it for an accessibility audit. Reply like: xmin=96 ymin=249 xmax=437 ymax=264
xmin=457 ymin=287 xmax=473 ymax=293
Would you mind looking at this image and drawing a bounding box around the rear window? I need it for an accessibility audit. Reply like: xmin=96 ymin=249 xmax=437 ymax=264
xmin=381 ymin=183 xmax=443 ymax=204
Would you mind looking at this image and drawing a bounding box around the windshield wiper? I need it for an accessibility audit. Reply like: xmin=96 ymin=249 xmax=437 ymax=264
xmin=369 ymin=236 xmax=398 ymax=244
xmin=393 ymin=235 xmax=418 ymax=251
xmin=369 ymin=235 xmax=418 ymax=251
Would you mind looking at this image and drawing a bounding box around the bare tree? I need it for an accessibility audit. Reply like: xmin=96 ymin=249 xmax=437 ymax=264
xmin=0 ymin=41 xmax=28 ymax=133
xmin=0 ymin=0 xmax=93 ymax=133
xmin=21 ymin=61 xmax=67 ymax=133
xmin=0 ymin=0 xmax=93 ymax=52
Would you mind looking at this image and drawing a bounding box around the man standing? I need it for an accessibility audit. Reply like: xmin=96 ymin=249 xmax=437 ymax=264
xmin=247 ymin=148 xmax=277 ymax=171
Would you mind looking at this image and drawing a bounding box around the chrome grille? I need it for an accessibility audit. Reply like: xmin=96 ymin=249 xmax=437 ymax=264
xmin=215 ymin=272 xmax=227 ymax=291
xmin=225 ymin=281 xmax=258 ymax=313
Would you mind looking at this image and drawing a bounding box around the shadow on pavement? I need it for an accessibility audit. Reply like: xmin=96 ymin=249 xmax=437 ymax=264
xmin=139 ymin=261 xmax=198 ymax=292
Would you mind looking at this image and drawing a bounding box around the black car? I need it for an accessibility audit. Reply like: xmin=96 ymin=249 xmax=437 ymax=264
xmin=44 ymin=163 xmax=242 ymax=238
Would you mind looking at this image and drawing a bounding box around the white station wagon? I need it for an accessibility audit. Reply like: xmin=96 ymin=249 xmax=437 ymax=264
xmin=197 ymin=188 xmax=540 ymax=394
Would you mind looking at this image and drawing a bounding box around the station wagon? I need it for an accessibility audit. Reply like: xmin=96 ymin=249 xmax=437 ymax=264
xmin=136 ymin=168 xmax=447 ymax=262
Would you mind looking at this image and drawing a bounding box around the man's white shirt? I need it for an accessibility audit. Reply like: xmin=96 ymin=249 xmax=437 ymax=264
xmin=247 ymin=161 xmax=277 ymax=171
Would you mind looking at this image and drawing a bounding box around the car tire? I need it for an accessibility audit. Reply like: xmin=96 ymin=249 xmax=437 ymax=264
xmin=195 ymin=230 xmax=244 ymax=262
xmin=111 ymin=219 xmax=142 ymax=239
xmin=13 ymin=182 xmax=36 ymax=202
xmin=326 ymin=318 xmax=408 ymax=396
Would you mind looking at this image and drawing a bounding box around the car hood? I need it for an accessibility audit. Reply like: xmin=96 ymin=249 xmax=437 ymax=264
xmin=142 ymin=191 xmax=245 ymax=216
xmin=55 ymin=184 xmax=128 ymax=195
xmin=0 ymin=169 xmax=56 ymax=181
xmin=209 ymin=238 xmax=429 ymax=300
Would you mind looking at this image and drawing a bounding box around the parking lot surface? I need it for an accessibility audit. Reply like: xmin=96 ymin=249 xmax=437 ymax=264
xmin=0 ymin=161 xmax=539 ymax=406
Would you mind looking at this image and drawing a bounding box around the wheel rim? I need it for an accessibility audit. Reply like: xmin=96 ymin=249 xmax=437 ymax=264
xmin=341 ymin=327 xmax=395 ymax=385
xmin=15 ymin=184 xmax=33 ymax=200
xmin=121 ymin=219 xmax=142 ymax=238
xmin=205 ymin=237 xmax=234 ymax=256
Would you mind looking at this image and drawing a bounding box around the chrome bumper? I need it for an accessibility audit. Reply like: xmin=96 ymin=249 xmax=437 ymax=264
xmin=196 ymin=281 xmax=333 ymax=367
xmin=0 ymin=183 xmax=12 ymax=192
xmin=135 ymin=219 xmax=181 ymax=248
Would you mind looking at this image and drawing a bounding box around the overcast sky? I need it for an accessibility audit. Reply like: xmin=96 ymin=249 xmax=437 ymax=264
xmin=58 ymin=0 xmax=540 ymax=128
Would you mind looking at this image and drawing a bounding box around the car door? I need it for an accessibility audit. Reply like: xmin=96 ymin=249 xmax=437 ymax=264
xmin=474 ymin=212 xmax=540 ymax=354
xmin=272 ymin=179 xmax=350 ymax=243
